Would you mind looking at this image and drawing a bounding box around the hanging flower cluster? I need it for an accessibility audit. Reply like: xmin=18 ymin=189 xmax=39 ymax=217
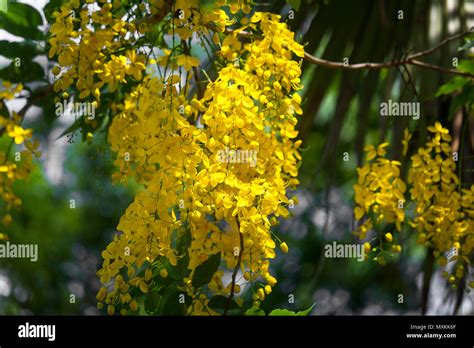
xmin=49 ymin=0 xmax=304 ymax=315
xmin=354 ymin=122 xmax=473 ymax=285
xmin=49 ymin=0 xmax=146 ymax=101
xmin=0 ymin=81 xmax=41 ymax=240
xmin=353 ymin=142 xmax=405 ymax=264
xmin=408 ymin=122 xmax=473 ymax=284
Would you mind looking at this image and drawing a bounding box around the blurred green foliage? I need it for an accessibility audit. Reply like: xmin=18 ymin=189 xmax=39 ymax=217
xmin=0 ymin=0 xmax=472 ymax=315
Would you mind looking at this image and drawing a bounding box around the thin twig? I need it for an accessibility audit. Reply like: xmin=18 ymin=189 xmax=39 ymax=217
xmin=399 ymin=64 xmax=420 ymax=100
xmin=182 ymin=40 xmax=204 ymax=99
xmin=302 ymin=53 xmax=474 ymax=77
xmin=224 ymin=217 xmax=244 ymax=315
xmin=408 ymin=29 xmax=471 ymax=60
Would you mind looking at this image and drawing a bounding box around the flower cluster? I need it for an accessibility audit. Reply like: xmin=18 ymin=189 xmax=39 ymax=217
xmin=0 ymin=82 xmax=41 ymax=240
xmin=49 ymin=0 xmax=304 ymax=314
xmin=354 ymin=122 xmax=473 ymax=285
xmin=408 ymin=122 xmax=473 ymax=284
xmin=49 ymin=0 xmax=147 ymax=102
xmin=353 ymin=143 xmax=405 ymax=264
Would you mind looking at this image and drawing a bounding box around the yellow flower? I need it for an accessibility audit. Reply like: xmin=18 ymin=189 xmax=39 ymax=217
xmin=2 ymin=214 xmax=12 ymax=226
xmin=391 ymin=245 xmax=401 ymax=253
xmin=279 ymin=242 xmax=289 ymax=253
xmin=363 ymin=242 xmax=371 ymax=253
xmin=7 ymin=125 xmax=32 ymax=144
xmin=428 ymin=121 xmax=449 ymax=134
xmin=96 ymin=287 xmax=107 ymax=301
xmin=0 ymin=81 xmax=23 ymax=100
xmin=257 ymin=288 xmax=265 ymax=301
xmin=377 ymin=142 xmax=389 ymax=156
xmin=125 ymin=50 xmax=146 ymax=81
xmin=159 ymin=268 xmax=168 ymax=278
xmin=130 ymin=300 xmax=138 ymax=311
xmin=52 ymin=66 xmax=61 ymax=76
xmin=364 ymin=145 xmax=376 ymax=161
xmin=354 ymin=206 xmax=364 ymax=220
xmin=107 ymin=305 xmax=115 ymax=315
xmin=176 ymin=54 xmax=200 ymax=71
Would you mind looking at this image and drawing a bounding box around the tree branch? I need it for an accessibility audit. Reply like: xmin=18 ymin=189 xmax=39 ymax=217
xmin=135 ymin=0 xmax=174 ymax=27
xmin=302 ymin=28 xmax=474 ymax=77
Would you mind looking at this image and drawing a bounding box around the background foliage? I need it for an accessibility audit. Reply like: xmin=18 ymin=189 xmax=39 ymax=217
xmin=0 ymin=0 xmax=473 ymax=315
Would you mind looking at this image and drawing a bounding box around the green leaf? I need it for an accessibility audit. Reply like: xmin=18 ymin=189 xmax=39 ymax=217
xmin=286 ymin=0 xmax=301 ymax=11
xmin=458 ymin=39 xmax=474 ymax=51
xmin=0 ymin=100 xmax=9 ymax=119
xmin=192 ymin=252 xmax=221 ymax=289
xmin=269 ymin=303 xmax=315 ymax=316
xmin=167 ymin=229 xmax=192 ymax=280
xmin=208 ymin=295 xmax=240 ymax=311
xmin=458 ymin=60 xmax=474 ymax=75
xmin=176 ymin=227 xmax=192 ymax=254
xmin=268 ymin=309 xmax=296 ymax=316
xmin=296 ymin=303 xmax=316 ymax=315
xmin=448 ymin=86 xmax=474 ymax=120
xmin=0 ymin=3 xmax=43 ymax=40
xmin=0 ymin=40 xmax=41 ymax=59
xmin=0 ymin=61 xmax=44 ymax=83
xmin=158 ymin=285 xmax=189 ymax=315
xmin=44 ymin=0 xmax=65 ymax=23
xmin=244 ymin=306 xmax=265 ymax=316
xmin=144 ymin=291 xmax=161 ymax=314
xmin=0 ymin=0 xmax=7 ymax=14
xmin=435 ymin=76 xmax=469 ymax=97
xmin=169 ymin=252 xmax=190 ymax=280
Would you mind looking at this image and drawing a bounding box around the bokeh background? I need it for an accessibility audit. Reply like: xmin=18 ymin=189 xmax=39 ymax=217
xmin=0 ymin=0 xmax=473 ymax=315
